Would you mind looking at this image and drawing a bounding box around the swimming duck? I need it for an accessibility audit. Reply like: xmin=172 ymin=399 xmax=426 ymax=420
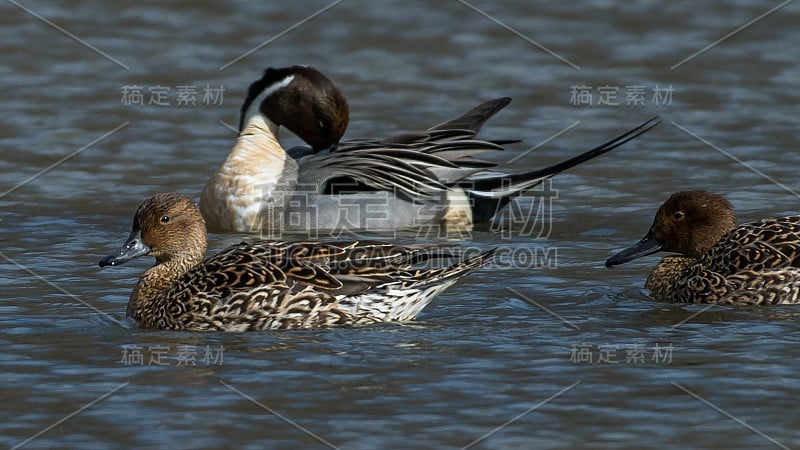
xmin=98 ymin=193 xmax=496 ymax=331
xmin=605 ymin=190 xmax=800 ymax=305
xmin=200 ymin=65 xmax=660 ymax=233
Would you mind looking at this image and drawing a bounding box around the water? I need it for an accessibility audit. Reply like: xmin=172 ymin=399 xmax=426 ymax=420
xmin=2 ymin=1 xmax=800 ymax=448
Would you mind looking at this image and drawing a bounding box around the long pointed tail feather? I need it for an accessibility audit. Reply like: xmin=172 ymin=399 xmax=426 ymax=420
xmin=464 ymin=116 xmax=661 ymax=198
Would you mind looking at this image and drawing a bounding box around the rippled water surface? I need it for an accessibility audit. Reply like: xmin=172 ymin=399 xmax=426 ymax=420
xmin=3 ymin=1 xmax=800 ymax=448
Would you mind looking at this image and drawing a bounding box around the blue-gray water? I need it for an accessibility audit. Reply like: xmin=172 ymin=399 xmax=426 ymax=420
xmin=2 ymin=1 xmax=800 ymax=448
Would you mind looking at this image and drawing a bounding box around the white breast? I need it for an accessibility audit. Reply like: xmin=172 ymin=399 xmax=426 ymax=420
xmin=200 ymin=115 xmax=293 ymax=232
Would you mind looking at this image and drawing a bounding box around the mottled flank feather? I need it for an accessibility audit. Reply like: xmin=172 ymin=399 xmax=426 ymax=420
xmin=100 ymin=193 xmax=495 ymax=331
xmin=606 ymin=190 xmax=800 ymax=305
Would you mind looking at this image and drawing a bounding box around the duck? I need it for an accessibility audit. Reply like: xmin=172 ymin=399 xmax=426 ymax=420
xmin=98 ymin=192 xmax=496 ymax=331
xmin=200 ymin=65 xmax=661 ymax=233
xmin=605 ymin=190 xmax=800 ymax=305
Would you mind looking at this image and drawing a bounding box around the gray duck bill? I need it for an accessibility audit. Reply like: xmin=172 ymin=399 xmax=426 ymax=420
xmin=98 ymin=229 xmax=150 ymax=267
xmin=605 ymin=229 xmax=663 ymax=268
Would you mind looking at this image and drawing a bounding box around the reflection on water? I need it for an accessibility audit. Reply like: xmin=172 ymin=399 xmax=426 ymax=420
xmin=2 ymin=0 xmax=800 ymax=448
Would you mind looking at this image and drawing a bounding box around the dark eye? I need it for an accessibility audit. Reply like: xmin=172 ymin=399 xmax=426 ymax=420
xmin=674 ymin=211 xmax=684 ymax=220
xmin=160 ymin=215 xmax=170 ymax=223
xmin=318 ymin=120 xmax=327 ymax=130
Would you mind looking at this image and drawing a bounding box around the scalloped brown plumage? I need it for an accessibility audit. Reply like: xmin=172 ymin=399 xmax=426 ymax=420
xmin=99 ymin=193 xmax=495 ymax=331
xmin=606 ymin=190 xmax=800 ymax=305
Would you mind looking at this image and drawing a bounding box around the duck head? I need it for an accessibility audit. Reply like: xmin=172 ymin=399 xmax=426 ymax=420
xmin=99 ymin=193 xmax=208 ymax=267
xmin=238 ymin=65 xmax=349 ymax=151
xmin=605 ymin=190 xmax=737 ymax=267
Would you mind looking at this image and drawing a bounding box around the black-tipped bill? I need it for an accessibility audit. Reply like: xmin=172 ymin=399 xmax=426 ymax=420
xmin=98 ymin=229 xmax=150 ymax=267
xmin=605 ymin=229 xmax=663 ymax=268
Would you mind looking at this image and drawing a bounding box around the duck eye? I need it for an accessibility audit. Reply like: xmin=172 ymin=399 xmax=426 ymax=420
xmin=318 ymin=120 xmax=326 ymax=130
xmin=160 ymin=215 xmax=170 ymax=223
xmin=674 ymin=211 xmax=684 ymax=220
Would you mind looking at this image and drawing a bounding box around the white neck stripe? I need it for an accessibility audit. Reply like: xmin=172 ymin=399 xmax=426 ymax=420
xmin=241 ymin=74 xmax=295 ymax=131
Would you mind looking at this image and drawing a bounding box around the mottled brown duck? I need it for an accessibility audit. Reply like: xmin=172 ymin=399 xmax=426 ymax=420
xmin=99 ymin=193 xmax=495 ymax=331
xmin=606 ymin=190 xmax=800 ymax=305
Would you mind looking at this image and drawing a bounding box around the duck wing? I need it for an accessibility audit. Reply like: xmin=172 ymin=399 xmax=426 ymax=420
xmin=300 ymin=98 xmax=517 ymax=196
xmin=694 ymin=215 xmax=800 ymax=276
xmin=170 ymin=241 xmax=345 ymax=300
xmin=296 ymin=148 xmax=454 ymax=200
xmin=335 ymin=97 xmax=515 ymax=148
xmin=173 ymin=240 xmax=489 ymax=299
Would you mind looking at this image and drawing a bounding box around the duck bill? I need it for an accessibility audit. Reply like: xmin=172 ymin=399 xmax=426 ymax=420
xmin=98 ymin=229 xmax=150 ymax=267
xmin=605 ymin=229 xmax=663 ymax=268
